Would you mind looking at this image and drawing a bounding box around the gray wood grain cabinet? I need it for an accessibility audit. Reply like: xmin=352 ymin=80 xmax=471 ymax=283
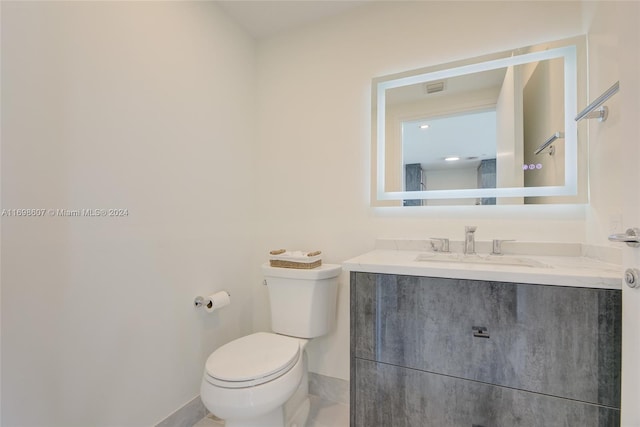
xmin=350 ymin=272 xmax=622 ymax=427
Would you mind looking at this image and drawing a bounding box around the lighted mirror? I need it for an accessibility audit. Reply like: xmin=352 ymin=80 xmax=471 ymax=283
xmin=372 ymin=36 xmax=587 ymax=206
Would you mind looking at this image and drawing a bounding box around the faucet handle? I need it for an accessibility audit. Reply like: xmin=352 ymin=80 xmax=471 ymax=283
xmin=491 ymin=239 xmax=515 ymax=255
xmin=429 ymin=238 xmax=450 ymax=253
xmin=465 ymin=225 xmax=477 ymax=233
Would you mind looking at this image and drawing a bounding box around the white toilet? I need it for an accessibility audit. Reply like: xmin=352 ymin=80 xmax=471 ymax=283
xmin=200 ymin=263 xmax=342 ymax=427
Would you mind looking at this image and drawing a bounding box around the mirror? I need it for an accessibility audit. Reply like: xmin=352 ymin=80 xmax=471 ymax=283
xmin=372 ymin=36 xmax=587 ymax=206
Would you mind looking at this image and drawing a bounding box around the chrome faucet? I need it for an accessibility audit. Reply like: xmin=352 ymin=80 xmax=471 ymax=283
xmin=464 ymin=226 xmax=477 ymax=254
xmin=491 ymin=239 xmax=515 ymax=255
xmin=430 ymin=238 xmax=450 ymax=253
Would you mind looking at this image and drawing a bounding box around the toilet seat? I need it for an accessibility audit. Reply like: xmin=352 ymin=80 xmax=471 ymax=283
xmin=204 ymin=332 xmax=300 ymax=389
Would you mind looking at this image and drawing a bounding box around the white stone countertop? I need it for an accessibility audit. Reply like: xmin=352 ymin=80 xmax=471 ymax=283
xmin=343 ymin=248 xmax=623 ymax=290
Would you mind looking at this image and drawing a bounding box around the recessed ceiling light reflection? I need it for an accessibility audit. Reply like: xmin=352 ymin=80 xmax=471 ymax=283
xmin=444 ymin=156 xmax=460 ymax=162
xmin=419 ymin=124 xmax=430 ymax=129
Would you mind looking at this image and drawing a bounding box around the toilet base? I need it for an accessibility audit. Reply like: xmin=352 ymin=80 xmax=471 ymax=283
xmin=213 ymin=384 xmax=309 ymax=427
xmin=283 ymin=352 xmax=310 ymax=427
xmin=286 ymin=396 xmax=309 ymax=427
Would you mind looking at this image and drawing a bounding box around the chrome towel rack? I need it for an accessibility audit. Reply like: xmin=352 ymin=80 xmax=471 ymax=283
xmin=534 ymin=132 xmax=564 ymax=155
xmin=575 ymin=81 xmax=619 ymax=122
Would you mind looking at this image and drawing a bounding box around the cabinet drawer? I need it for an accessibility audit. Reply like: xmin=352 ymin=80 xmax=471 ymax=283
xmin=354 ymin=358 xmax=620 ymax=427
xmin=352 ymin=272 xmax=621 ymax=407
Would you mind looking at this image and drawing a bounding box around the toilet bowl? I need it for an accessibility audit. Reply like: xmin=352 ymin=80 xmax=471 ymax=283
xmin=200 ymin=263 xmax=341 ymax=427
xmin=201 ymin=332 xmax=307 ymax=427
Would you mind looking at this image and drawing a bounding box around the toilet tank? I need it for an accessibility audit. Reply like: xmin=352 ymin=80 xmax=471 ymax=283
xmin=261 ymin=263 xmax=341 ymax=338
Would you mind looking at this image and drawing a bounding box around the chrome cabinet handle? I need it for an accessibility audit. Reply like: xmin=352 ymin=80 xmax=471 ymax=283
xmin=472 ymin=326 xmax=490 ymax=338
xmin=608 ymin=228 xmax=640 ymax=248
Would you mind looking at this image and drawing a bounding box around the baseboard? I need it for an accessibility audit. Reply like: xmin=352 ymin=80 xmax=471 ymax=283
xmin=155 ymin=395 xmax=208 ymax=427
xmin=308 ymin=372 xmax=349 ymax=406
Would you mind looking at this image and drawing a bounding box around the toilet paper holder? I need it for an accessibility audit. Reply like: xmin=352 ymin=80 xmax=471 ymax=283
xmin=194 ymin=291 xmax=231 ymax=311
xmin=194 ymin=296 xmax=209 ymax=309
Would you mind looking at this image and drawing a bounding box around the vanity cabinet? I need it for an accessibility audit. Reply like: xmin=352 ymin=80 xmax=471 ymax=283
xmin=350 ymin=272 xmax=622 ymax=426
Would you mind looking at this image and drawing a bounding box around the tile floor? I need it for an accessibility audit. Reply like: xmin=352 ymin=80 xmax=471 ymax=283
xmin=192 ymin=395 xmax=349 ymax=427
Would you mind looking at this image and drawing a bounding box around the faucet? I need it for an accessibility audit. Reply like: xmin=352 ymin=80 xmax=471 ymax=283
xmin=464 ymin=226 xmax=477 ymax=254
xmin=430 ymin=238 xmax=450 ymax=253
xmin=491 ymin=239 xmax=515 ymax=255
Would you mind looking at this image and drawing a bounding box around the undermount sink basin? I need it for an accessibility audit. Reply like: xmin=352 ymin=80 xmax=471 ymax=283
xmin=414 ymin=252 xmax=551 ymax=268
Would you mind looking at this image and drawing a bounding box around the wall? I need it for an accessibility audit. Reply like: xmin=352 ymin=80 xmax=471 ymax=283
xmin=1 ymin=2 xmax=256 ymax=426
xmin=495 ymin=65 xmax=524 ymax=196
xmin=582 ymin=1 xmax=633 ymax=247
xmin=582 ymin=2 xmax=640 ymax=424
xmin=0 ymin=3 xmax=3 ymax=422
xmin=254 ymin=1 xmax=588 ymax=381
xmin=522 ymin=57 xmax=567 ymax=203
xmin=2 ymin=1 xmax=633 ymax=425
xmin=423 ymin=167 xmax=478 ymax=206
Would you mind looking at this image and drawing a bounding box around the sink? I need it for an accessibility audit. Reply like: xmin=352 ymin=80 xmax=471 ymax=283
xmin=414 ymin=252 xmax=551 ymax=268
xmin=415 ymin=252 xmax=461 ymax=262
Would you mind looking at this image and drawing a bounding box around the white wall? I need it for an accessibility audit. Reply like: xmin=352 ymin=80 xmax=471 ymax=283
xmin=582 ymin=2 xmax=640 ymax=424
xmin=2 ymin=1 xmax=634 ymax=425
xmin=522 ymin=58 xmax=567 ymax=202
xmin=1 ymin=2 xmax=256 ymax=426
xmin=582 ymin=1 xmax=634 ymax=247
xmin=253 ymin=1 xmax=588 ymax=381
xmin=496 ymin=65 xmax=524 ymax=195
xmin=423 ymin=167 xmax=478 ymax=207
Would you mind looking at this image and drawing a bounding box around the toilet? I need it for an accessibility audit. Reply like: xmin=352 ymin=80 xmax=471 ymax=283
xmin=200 ymin=263 xmax=342 ymax=427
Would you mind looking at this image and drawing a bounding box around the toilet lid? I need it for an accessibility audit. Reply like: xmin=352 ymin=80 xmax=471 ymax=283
xmin=205 ymin=332 xmax=300 ymax=385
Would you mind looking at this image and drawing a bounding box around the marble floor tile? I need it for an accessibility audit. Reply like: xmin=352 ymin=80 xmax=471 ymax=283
xmin=306 ymin=395 xmax=349 ymax=427
xmin=192 ymin=395 xmax=349 ymax=427
xmin=192 ymin=413 xmax=223 ymax=427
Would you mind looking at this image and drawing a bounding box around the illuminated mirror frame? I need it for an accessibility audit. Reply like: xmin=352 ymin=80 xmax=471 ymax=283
xmin=373 ymin=40 xmax=581 ymax=204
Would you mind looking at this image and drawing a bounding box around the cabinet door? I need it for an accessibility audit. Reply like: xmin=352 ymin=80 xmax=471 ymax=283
xmin=352 ymin=272 xmax=622 ymax=407
xmin=354 ymin=358 xmax=620 ymax=427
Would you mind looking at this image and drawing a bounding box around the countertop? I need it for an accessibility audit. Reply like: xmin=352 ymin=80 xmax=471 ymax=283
xmin=343 ymin=249 xmax=622 ymax=289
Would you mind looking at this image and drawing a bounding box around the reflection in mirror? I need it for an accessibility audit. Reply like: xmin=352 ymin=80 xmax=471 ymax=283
xmin=401 ymin=110 xmax=497 ymax=206
xmin=372 ymin=36 xmax=586 ymax=207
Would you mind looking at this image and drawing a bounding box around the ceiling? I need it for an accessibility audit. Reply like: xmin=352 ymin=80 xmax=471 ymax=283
xmin=218 ymin=0 xmax=503 ymax=171
xmin=216 ymin=1 xmax=370 ymax=39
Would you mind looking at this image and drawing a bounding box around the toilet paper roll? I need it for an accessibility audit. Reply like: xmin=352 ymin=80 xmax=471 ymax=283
xmin=204 ymin=291 xmax=231 ymax=313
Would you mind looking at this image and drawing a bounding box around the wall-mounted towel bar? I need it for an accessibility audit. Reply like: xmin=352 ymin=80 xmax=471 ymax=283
xmin=534 ymin=132 xmax=564 ymax=155
xmin=575 ymin=81 xmax=619 ymax=122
